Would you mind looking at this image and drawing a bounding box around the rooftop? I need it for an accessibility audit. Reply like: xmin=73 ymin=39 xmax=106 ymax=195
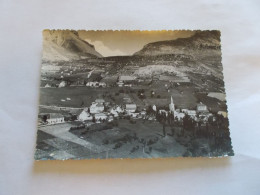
xmin=95 ymin=99 xmax=105 ymax=103
xmin=48 ymin=113 xmax=64 ymax=119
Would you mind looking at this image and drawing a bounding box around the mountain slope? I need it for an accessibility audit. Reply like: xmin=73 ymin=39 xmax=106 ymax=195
xmin=134 ymin=30 xmax=221 ymax=58
xmin=133 ymin=31 xmax=223 ymax=79
xmin=42 ymin=30 xmax=102 ymax=62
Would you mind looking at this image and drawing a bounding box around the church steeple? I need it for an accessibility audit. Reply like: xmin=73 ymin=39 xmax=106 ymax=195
xmin=169 ymin=96 xmax=175 ymax=112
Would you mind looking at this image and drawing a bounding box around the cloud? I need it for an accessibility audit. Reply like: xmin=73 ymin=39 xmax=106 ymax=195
xmin=85 ymin=39 xmax=127 ymax=57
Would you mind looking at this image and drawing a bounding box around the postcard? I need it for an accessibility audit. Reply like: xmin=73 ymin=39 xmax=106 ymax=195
xmin=35 ymin=30 xmax=233 ymax=160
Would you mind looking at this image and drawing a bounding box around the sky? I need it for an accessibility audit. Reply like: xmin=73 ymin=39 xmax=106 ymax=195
xmin=78 ymin=30 xmax=195 ymax=57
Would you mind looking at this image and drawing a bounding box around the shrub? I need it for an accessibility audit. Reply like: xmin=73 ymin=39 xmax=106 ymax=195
xmin=113 ymin=142 xmax=123 ymax=149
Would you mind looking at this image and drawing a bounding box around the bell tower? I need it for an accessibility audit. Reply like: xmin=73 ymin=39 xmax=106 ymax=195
xmin=169 ymin=96 xmax=175 ymax=112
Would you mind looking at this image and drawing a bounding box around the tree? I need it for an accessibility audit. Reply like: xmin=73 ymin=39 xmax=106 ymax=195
xmin=42 ymin=115 xmax=47 ymax=122
xmin=92 ymin=116 xmax=96 ymax=123
xmin=163 ymin=123 xmax=166 ymax=137
xmin=147 ymin=105 xmax=154 ymax=115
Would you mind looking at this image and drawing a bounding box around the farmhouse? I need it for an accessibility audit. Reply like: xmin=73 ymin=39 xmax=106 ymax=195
xmin=86 ymin=82 xmax=106 ymax=87
xmin=109 ymin=106 xmax=124 ymax=117
xmin=174 ymin=111 xmax=185 ymax=120
xmin=46 ymin=113 xmax=64 ymax=124
xmin=58 ymin=81 xmax=66 ymax=88
xmin=78 ymin=109 xmax=93 ymax=121
xmin=95 ymin=113 xmax=108 ymax=121
xmin=99 ymin=82 xmax=106 ymax=87
xmin=115 ymin=105 xmax=124 ymax=113
xmin=181 ymin=109 xmax=196 ymax=118
xmin=110 ymin=109 xmax=119 ymax=117
xmin=95 ymin=99 xmax=105 ymax=104
xmin=125 ymin=103 xmax=137 ymax=113
xmin=199 ymin=112 xmax=213 ymax=122
xmin=197 ymin=102 xmax=208 ymax=112
xmin=90 ymin=102 xmax=104 ymax=114
xmin=44 ymin=83 xmax=51 ymax=88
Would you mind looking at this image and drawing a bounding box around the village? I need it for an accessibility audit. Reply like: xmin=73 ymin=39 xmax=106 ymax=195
xmin=39 ymin=69 xmax=228 ymax=127
xmin=34 ymin=30 xmax=234 ymax=160
xmin=36 ymin=72 xmax=232 ymax=159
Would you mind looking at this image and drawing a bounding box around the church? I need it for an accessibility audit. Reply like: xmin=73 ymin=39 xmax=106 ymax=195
xmin=169 ymin=96 xmax=185 ymax=120
xmin=169 ymin=96 xmax=175 ymax=113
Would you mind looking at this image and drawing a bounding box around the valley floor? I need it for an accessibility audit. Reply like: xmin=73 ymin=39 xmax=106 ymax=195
xmin=35 ymin=118 xmax=228 ymax=160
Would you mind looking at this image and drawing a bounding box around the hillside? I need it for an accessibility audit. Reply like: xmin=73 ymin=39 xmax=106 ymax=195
xmin=134 ymin=30 xmax=221 ymax=57
xmin=133 ymin=31 xmax=223 ymax=79
xmin=42 ymin=30 xmax=102 ymax=62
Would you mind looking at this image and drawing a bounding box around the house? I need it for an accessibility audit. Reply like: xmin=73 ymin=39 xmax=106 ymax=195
xmin=115 ymin=106 xmax=123 ymax=113
xmin=109 ymin=106 xmax=123 ymax=117
xmin=182 ymin=109 xmax=197 ymax=119
xmin=159 ymin=109 xmax=168 ymax=116
xmin=140 ymin=111 xmax=146 ymax=116
xmin=110 ymin=109 xmax=119 ymax=117
xmin=199 ymin=113 xmax=213 ymax=122
xmin=95 ymin=99 xmax=105 ymax=104
xmin=78 ymin=109 xmax=93 ymax=121
xmin=45 ymin=83 xmax=51 ymax=88
xmin=99 ymin=82 xmax=106 ymax=87
xmin=174 ymin=111 xmax=185 ymax=120
xmin=197 ymin=102 xmax=208 ymax=112
xmin=125 ymin=104 xmax=137 ymax=113
xmin=46 ymin=113 xmax=64 ymax=124
xmin=86 ymin=81 xmax=97 ymax=87
xmin=86 ymin=82 xmax=106 ymax=87
xmin=95 ymin=113 xmax=108 ymax=121
xmin=217 ymin=111 xmax=228 ymax=118
xmin=90 ymin=102 xmax=104 ymax=114
xmin=58 ymin=81 xmax=66 ymax=88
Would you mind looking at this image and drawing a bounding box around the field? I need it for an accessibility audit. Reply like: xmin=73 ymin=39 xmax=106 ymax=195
xmin=35 ymin=119 xmax=188 ymax=159
xmin=39 ymin=82 xmax=227 ymax=113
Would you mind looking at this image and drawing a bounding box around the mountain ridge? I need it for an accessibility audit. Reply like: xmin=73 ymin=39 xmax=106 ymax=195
xmin=42 ymin=30 xmax=102 ymax=62
xmin=133 ymin=30 xmax=221 ymax=57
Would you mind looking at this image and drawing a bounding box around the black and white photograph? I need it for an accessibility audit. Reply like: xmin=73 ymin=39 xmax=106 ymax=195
xmin=2 ymin=1 xmax=260 ymax=195
xmin=35 ymin=30 xmax=233 ymax=160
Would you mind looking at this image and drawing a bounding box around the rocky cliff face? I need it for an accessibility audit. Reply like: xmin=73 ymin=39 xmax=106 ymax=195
xmin=42 ymin=30 xmax=102 ymax=62
xmin=134 ymin=30 xmax=221 ymax=58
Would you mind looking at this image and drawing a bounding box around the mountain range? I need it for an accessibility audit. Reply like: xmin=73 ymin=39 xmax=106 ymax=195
xmin=134 ymin=30 xmax=221 ymax=58
xmin=42 ymin=30 xmax=102 ymax=62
